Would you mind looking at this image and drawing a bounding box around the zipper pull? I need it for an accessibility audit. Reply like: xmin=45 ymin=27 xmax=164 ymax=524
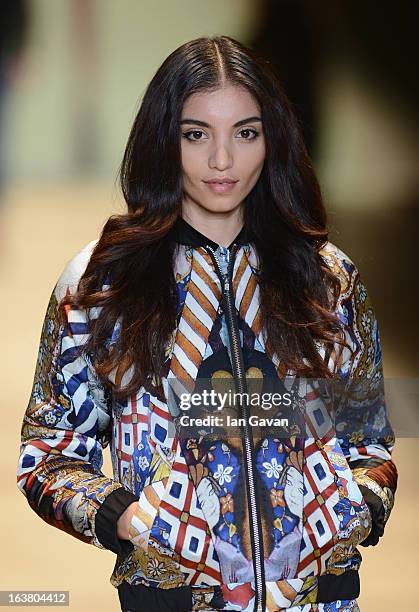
xmin=220 ymin=245 xmax=232 ymax=293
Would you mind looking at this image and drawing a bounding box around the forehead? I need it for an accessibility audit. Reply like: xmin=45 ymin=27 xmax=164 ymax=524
xmin=181 ymin=84 xmax=260 ymax=122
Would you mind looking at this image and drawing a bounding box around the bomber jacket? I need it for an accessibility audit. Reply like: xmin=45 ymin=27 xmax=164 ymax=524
xmin=17 ymin=217 xmax=398 ymax=612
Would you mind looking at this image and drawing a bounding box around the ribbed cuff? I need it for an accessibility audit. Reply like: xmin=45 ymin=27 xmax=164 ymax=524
xmin=358 ymin=484 xmax=385 ymax=547
xmin=95 ymin=487 xmax=139 ymax=555
xmin=317 ymin=569 xmax=360 ymax=602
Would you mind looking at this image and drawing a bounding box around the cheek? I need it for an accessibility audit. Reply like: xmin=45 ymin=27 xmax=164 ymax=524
xmin=181 ymin=147 xmax=202 ymax=179
xmin=254 ymin=145 xmax=266 ymax=171
xmin=241 ymin=147 xmax=266 ymax=179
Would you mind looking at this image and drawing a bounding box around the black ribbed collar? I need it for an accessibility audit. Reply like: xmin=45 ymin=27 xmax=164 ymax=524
xmin=170 ymin=215 xmax=248 ymax=251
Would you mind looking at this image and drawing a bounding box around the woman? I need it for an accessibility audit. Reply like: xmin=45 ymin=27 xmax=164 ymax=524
xmin=17 ymin=36 xmax=397 ymax=612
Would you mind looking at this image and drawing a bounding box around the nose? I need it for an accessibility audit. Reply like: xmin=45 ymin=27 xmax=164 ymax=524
xmin=209 ymin=141 xmax=233 ymax=171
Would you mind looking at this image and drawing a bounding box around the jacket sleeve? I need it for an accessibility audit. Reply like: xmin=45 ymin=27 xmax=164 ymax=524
xmin=327 ymin=245 xmax=398 ymax=546
xmin=16 ymin=241 xmax=139 ymax=555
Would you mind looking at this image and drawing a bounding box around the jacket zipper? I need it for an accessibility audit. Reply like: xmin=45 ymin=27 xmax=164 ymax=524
xmin=204 ymin=244 xmax=266 ymax=612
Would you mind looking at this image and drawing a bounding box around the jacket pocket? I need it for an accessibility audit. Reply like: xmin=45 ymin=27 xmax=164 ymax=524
xmin=259 ymin=438 xmax=305 ymax=581
xmin=301 ymin=438 xmax=341 ymax=570
xmin=322 ymin=438 xmax=372 ymax=549
xmin=128 ymin=442 xmax=173 ymax=553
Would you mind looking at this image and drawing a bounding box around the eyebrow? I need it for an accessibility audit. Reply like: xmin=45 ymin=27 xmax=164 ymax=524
xmin=179 ymin=116 xmax=262 ymax=128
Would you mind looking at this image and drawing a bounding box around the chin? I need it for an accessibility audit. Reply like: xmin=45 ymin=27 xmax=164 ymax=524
xmin=205 ymin=204 xmax=240 ymax=214
xmin=201 ymin=198 xmax=242 ymax=212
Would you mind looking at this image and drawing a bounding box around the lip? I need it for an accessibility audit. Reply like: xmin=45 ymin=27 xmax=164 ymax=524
xmin=204 ymin=181 xmax=238 ymax=194
xmin=204 ymin=177 xmax=238 ymax=183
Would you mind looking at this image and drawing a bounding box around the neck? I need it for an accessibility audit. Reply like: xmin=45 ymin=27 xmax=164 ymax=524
xmin=181 ymin=203 xmax=244 ymax=248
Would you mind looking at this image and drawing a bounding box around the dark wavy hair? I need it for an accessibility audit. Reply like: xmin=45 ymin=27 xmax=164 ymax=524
xmin=59 ymin=35 xmax=347 ymax=401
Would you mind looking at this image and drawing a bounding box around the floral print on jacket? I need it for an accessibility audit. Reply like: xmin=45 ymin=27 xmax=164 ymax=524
xmin=17 ymin=235 xmax=397 ymax=611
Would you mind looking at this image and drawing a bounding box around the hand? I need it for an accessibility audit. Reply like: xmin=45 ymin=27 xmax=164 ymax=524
xmin=117 ymin=501 xmax=139 ymax=540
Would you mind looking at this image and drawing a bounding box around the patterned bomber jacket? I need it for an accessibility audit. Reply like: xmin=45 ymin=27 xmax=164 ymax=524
xmin=17 ymin=218 xmax=398 ymax=612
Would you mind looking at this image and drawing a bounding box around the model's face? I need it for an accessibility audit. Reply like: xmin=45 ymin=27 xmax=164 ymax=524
xmin=180 ymin=83 xmax=266 ymax=216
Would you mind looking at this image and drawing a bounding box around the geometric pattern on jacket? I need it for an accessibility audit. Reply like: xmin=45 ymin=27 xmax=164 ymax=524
xmin=17 ymin=233 xmax=397 ymax=611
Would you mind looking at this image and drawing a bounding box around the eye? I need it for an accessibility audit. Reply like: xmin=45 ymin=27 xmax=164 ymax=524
xmin=182 ymin=128 xmax=260 ymax=142
xmin=182 ymin=130 xmax=207 ymax=142
xmin=237 ymin=128 xmax=259 ymax=140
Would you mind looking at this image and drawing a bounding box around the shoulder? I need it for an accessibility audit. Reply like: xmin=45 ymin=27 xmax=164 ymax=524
xmin=319 ymin=241 xmax=377 ymax=348
xmin=318 ymin=240 xmax=360 ymax=299
xmin=54 ymin=239 xmax=98 ymax=301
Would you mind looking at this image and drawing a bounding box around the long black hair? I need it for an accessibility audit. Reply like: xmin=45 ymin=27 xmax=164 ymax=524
xmin=60 ymin=35 xmax=345 ymax=400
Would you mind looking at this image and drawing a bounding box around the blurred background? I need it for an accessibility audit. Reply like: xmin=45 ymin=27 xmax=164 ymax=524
xmin=1 ymin=1 xmax=418 ymax=610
